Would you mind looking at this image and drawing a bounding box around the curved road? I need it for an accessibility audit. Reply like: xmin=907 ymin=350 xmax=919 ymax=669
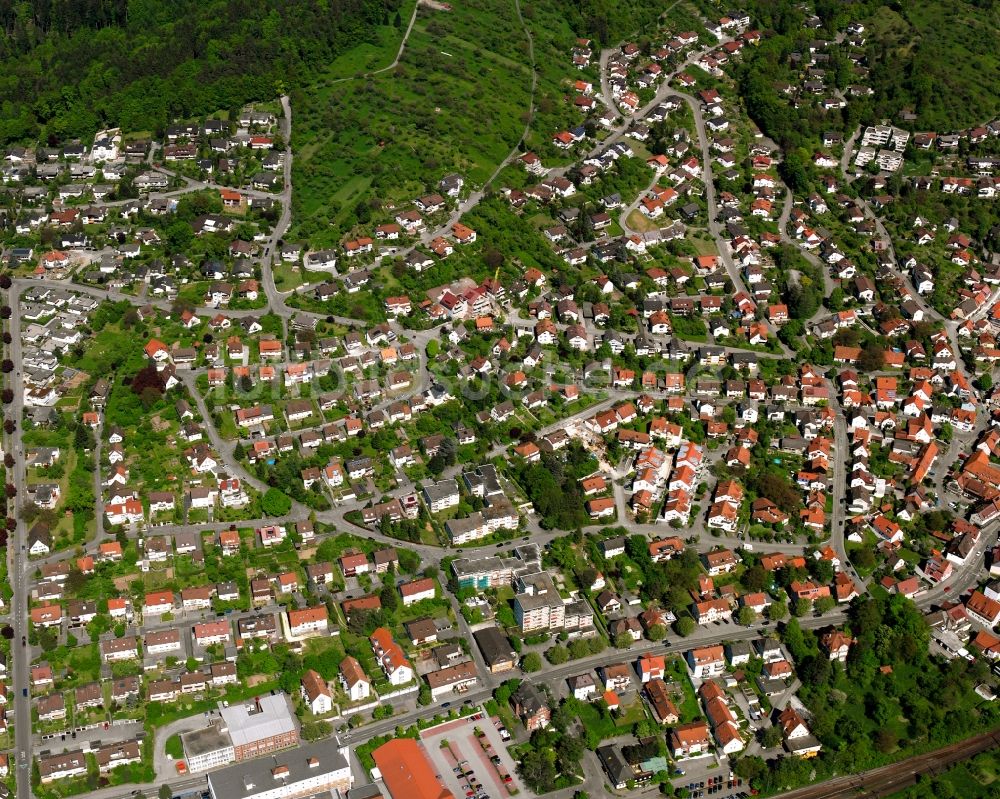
xmin=328 ymin=0 xmax=422 ymax=85
xmin=673 ymin=89 xmax=796 ymax=360
xmin=347 ymin=0 xmax=540 ymax=276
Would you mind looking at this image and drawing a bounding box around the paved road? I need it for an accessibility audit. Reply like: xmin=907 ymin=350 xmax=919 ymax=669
xmin=92 ymin=418 xmax=106 ymax=540
xmin=177 ymin=370 xmax=306 ymax=512
xmin=777 ymin=189 xmax=834 ymax=304
xmin=355 ymin=0 xmax=540 ymax=276
xmin=343 ymin=611 xmax=850 ymax=747
xmin=545 ymin=36 xmax=734 ymax=189
xmin=674 ymin=87 xmax=797 ymax=363
xmin=151 ymin=714 xmax=219 ymax=780
xmin=24 ymin=374 xmax=843 ymax=585
xmin=78 ymin=773 xmax=208 ymax=799
xmin=674 ymin=92 xmax=748 ymax=299
xmin=64 ymin=278 xmax=265 ymax=319
xmin=347 ymin=608 xmax=893 ymax=755
xmin=259 ymin=94 xmax=295 ymax=333
xmin=598 ymin=47 xmax=617 ymax=111
xmin=838 ymin=128 xmax=859 ymax=179
xmin=277 ymin=0 xmax=541 ymax=292
xmin=618 ymin=168 xmax=661 ymax=234
xmin=852 ymin=196 xmax=975 ymax=386
xmin=5 ymin=281 xmax=34 ymax=799
xmin=825 ymin=387 xmax=856 ymax=585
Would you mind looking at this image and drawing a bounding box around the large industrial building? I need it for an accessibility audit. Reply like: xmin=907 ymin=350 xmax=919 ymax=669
xmin=206 ymin=740 xmax=352 ymax=799
xmin=182 ymin=693 xmax=299 ymax=772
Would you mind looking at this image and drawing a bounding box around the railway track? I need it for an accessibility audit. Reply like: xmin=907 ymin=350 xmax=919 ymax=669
xmin=774 ymin=728 xmax=1000 ymax=799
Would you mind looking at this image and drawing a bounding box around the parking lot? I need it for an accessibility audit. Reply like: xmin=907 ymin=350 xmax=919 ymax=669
xmin=419 ymin=708 xmax=523 ymax=799
xmin=678 ymin=768 xmax=747 ymax=799
xmin=37 ymin=717 xmax=143 ymax=750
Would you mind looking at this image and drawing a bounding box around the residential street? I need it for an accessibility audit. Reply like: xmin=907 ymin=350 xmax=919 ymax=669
xmin=5 ymin=280 xmax=36 ymax=799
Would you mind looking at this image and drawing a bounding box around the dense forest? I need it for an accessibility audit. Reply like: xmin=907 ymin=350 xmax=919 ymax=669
xmin=0 ymin=0 xmax=684 ymax=149
xmin=0 ymin=0 xmax=403 ymax=144
xmin=735 ymin=0 xmax=1000 ymax=138
xmin=555 ymin=0 xmax=682 ymax=45
xmin=4 ymin=0 xmax=1000 ymax=148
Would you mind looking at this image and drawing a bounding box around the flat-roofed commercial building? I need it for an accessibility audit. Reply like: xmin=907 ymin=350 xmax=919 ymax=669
xmin=207 ymin=740 xmax=351 ymax=799
xmin=183 ymin=693 xmax=299 ymax=772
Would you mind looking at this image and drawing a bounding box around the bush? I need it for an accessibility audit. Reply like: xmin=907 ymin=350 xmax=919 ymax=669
xmin=814 ymin=596 xmax=836 ymax=615
xmin=767 ymin=599 xmax=788 ymax=621
xmin=737 ymin=607 xmax=756 ymax=627
xmin=302 ymin=721 xmax=333 ymax=741
xmin=761 ymin=725 xmax=783 ymax=749
xmin=262 ymin=488 xmax=292 ymax=516
xmin=418 ymin=684 xmax=432 ymax=706
xmin=521 ymin=652 xmax=542 ymax=672
xmin=850 ymin=548 xmax=876 ymax=571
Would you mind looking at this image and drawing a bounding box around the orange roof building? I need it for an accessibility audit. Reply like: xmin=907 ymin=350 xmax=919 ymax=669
xmin=144 ymin=338 xmax=168 ymax=358
xmin=372 ymin=739 xmax=455 ymax=799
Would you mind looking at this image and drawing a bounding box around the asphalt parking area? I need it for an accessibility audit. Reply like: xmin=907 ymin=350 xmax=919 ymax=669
xmin=419 ymin=709 xmax=524 ymax=799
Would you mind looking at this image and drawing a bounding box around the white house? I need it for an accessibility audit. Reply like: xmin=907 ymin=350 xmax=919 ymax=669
xmin=687 ymin=645 xmax=726 ymax=679
xmin=340 ymin=657 xmax=371 ymax=702
xmin=301 ymin=669 xmax=333 ymax=715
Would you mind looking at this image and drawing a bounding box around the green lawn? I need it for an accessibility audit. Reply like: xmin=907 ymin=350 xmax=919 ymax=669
xmin=177 ymin=281 xmax=209 ymax=308
xmin=614 ymin=697 xmax=649 ymax=729
xmin=668 ymin=657 xmax=700 ymax=723
xmin=272 ymin=260 xmax=309 ymax=291
xmin=574 ymin=698 xmax=617 ymax=740
xmin=164 ymin=734 xmax=183 ymax=759
xmin=689 ymin=235 xmax=718 ymax=256
xmin=46 ymin=643 xmax=102 ymax=688
xmin=301 ymin=636 xmax=350 ymax=683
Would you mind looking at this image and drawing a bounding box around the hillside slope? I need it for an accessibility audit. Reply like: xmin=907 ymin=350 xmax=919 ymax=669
xmin=289 ymin=0 xmax=692 ymax=244
xmin=0 ymin=0 xmax=403 ymax=143
xmin=864 ymin=0 xmax=1000 ymax=129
